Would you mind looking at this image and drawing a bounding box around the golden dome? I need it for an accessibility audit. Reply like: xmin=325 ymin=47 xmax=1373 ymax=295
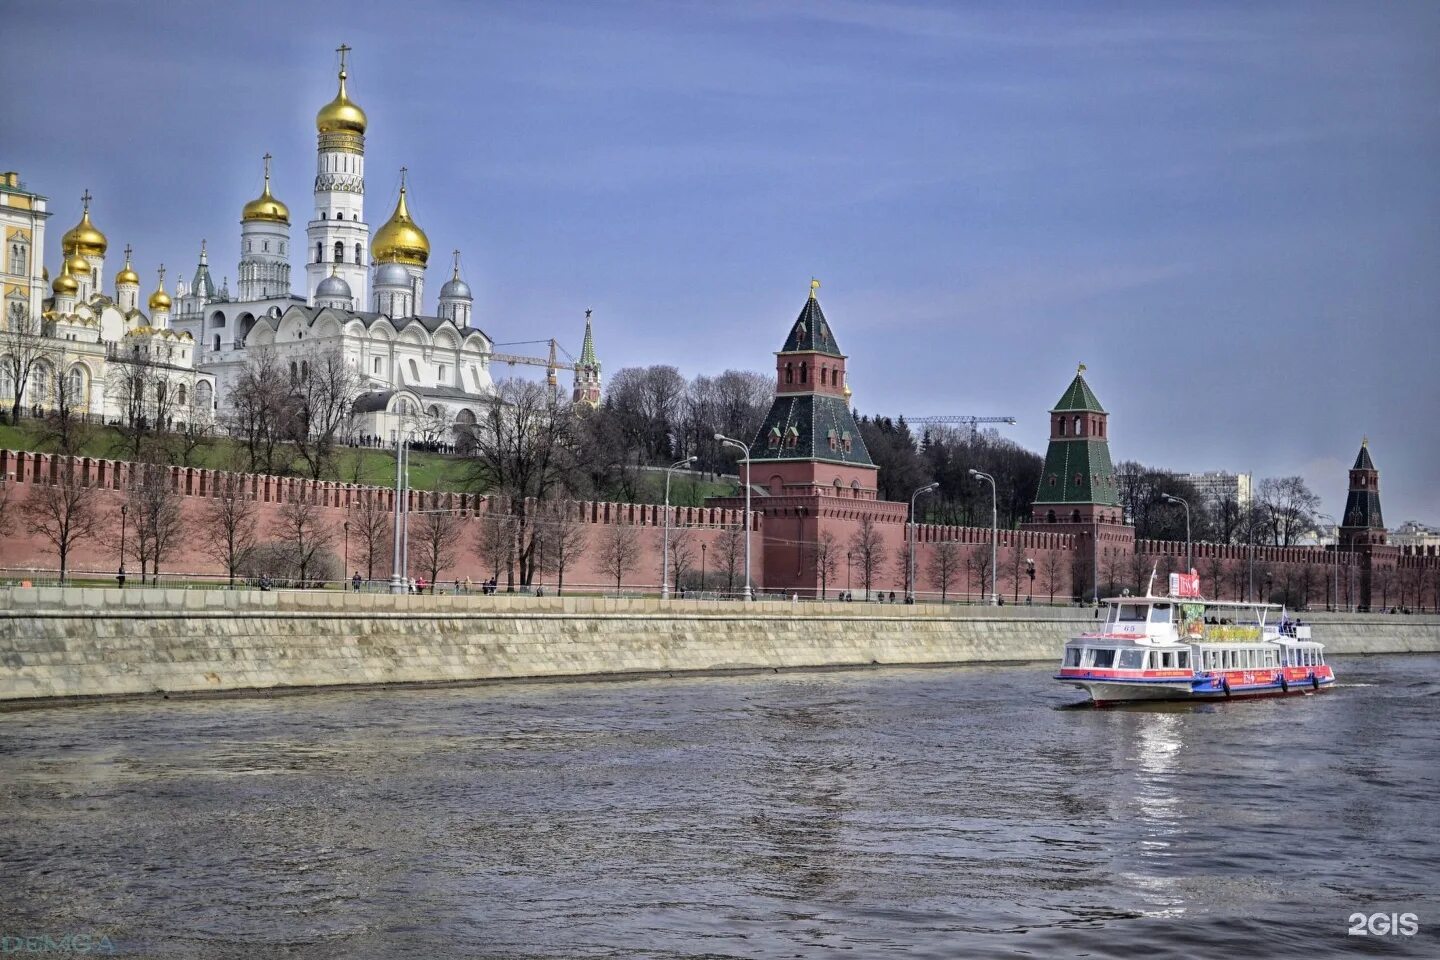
xmin=52 ymin=261 xmax=79 ymax=296
xmin=115 ymin=247 xmax=140 ymax=286
xmin=148 ymin=266 xmax=172 ymax=312
xmin=61 ymin=192 xmax=107 ymax=257
xmin=242 ymin=154 xmax=290 ymax=223
xmin=316 ymin=65 xmax=366 ymax=136
xmin=371 ymin=177 xmax=429 ymax=266
xmin=66 ymin=253 xmax=93 ymax=281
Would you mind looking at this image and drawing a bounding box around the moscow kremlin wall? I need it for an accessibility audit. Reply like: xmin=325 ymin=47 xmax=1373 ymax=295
xmin=1 ymin=292 xmax=1437 ymax=609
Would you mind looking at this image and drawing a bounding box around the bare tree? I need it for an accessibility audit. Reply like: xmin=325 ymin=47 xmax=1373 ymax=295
xmin=288 ymin=346 xmax=365 ymax=480
xmin=812 ymin=530 xmax=840 ymax=600
xmin=1256 ymin=476 xmax=1322 ymax=547
xmin=274 ymin=491 xmax=336 ymax=585
xmin=24 ymin=462 xmax=101 ymax=583
xmin=715 ymin=521 xmax=745 ymax=595
xmin=414 ymin=496 xmax=464 ymax=589
xmin=126 ymin=461 xmax=184 ymax=584
xmin=351 ymin=489 xmax=392 ymax=582
xmin=665 ymin=528 xmax=697 ymax=596
xmin=107 ymin=347 xmax=180 ymax=463
xmin=926 ymin=538 xmax=962 ymax=602
xmin=34 ymin=351 xmax=95 ymax=455
xmin=165 ymin=385 xmax=216 ymax=467
xmin=474 ymin=509 xmax=519 ymax=585
xmin=1203 ymin=554 xmax=1226 ymax=601
xmin=597 ymin=521 xmax=643 ymax=594
xmin=200 ymin=463 xmax=259 ymax=587
xmin=0 ymin=300 xmax=51 ymax=424
xmin=533 ymin=501 xmax=589 ymax=595
xmin=227 ymin=348 xmax=291 ymax=476
xmin=1001 ymin=541 xmax=1027 ymax=603
xmin=1038 ymin=550 xmax=1063 ymax=604
xmin=467 ymin=379 xmax=580 ymax=587
xmin=969 ymin=545 xmax=994 ymax=603
xmin=849 ymin=515 xmax=887 ymax=598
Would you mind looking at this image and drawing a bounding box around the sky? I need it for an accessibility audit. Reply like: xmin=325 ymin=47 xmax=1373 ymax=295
xmin=3 ymin=0 xmax=1437 ymax=522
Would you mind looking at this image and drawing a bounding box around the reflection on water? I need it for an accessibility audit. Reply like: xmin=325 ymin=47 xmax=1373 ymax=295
xmin=1 ymin=656 xmax=1438 ymax=959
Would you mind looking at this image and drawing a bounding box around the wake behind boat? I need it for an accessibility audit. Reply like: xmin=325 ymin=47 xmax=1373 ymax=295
xmin=1056 ymin=569 xmax=1335 ymax=706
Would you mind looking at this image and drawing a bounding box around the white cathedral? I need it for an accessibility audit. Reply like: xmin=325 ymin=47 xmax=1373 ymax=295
xmin=163 ymin=46 xmax=602 ymax=441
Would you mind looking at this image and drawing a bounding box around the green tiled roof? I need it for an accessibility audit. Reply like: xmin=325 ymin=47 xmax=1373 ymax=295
xmin=1053 ymin=372 xmax=1105 ymax=413
xmin=780 ymin=297 xmax=843 ymax=356
xmin=747 ymin=393 xmax=874 ymax=467
xmin=1032 ymin=438 xmax=1121 ymax=506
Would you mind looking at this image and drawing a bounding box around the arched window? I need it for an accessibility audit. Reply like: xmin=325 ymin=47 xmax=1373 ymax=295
xmin=408 ymin=358 xmax=420 ymax=382
xmin=1058 ymin=417 xmax=1066 ymax=437
xmin=1072 ymin=510 xmax=1081 ymax=523
xmin=820 ymin=366 xmax=828 ymax=385
xmin=355 ymin=243 xmax=363 ymax=264
xmin=785 ymin=363 xmax=793 ymax=384
xmin=315 ymin=242 xmax=323 ymax=264
xmin=1074 ymin=416 xmax=1082 ymax=436
xmin=799 ymin=362 xmax=808 ymax=384
xmin=8 ymin=241 xmax=27 ymax=275
xmin=334 ymin=241 xmax=345 ymax=264
xmin=177 ymin=384 xmax=187 ymax=406
xmin=1046 ymin=510 xmax=1057 ymax=523
xmin=280 ymin=242 xmax=286 ymax=256
xmin=66 ymin=367 xmax=84 ymax=402
xmin=213 ymin=334 xmax=220 ymax=352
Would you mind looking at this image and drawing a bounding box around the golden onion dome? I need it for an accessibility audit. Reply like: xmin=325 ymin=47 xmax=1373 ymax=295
xmin=371 ymin=179 xmax=429 ymax=266
xmin=316 ymin=66 xmax=367 ymax=136
xmin=115 ymin=248 xmax=140 ymax=287
xmin=148 ymin=266 xmax=172 ymax=312
xmin=52 ymin=262 xmax=80 ymax=296
xmin=62 ymin=195 xmax=108 ymax=257
xmin=242 ymin=155 xmax=290 ymax=223
xmin=66 ymin=253 xmax=93 ymax=281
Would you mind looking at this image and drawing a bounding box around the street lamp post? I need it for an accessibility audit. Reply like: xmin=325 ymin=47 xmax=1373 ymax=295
xmin=117 ymin=504 xmax=127 ymax=589
xmin=1026 ymin=558 xmax=1035 ymax=604
xmin=715 ymin=434 xmax=752 ymax=601
xmin=908 ymin=482 xmax=939 ymax=602
xmin=846 ymin=550 xmax=853 ymax=595
xmin=662 ymin=456 xmax=698 ymax=600
xmin=1161 ymin=493 xmax=1191 ymax=574
xmin=343 ymin=521 xmax=350 ymax=582
xmin=969 ymin=469 xmax=997 ymax=605
xmin=1318 ymin=512 xmax=1339 ymax=611
xmin=700 ymin=543 xmax=707 ymax=594
xmin=389 ymin=426 xmax=414 ymax=595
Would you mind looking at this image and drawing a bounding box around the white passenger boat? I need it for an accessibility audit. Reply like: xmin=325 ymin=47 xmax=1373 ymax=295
xmin=1055 ymin=570 xmax=1336 ymax=706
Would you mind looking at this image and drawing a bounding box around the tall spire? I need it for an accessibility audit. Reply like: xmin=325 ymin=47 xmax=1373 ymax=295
xmin=1340 ymin=438 xmax=1385 ymax=544
xmin=579 ymin=308 xmax=598 ymax=366
xmin=572 ymin=309 xmax=603 ymax=406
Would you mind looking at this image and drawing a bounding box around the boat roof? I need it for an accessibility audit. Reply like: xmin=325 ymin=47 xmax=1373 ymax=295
xmin=1099 ymin=595 xmax=1282 ymax=611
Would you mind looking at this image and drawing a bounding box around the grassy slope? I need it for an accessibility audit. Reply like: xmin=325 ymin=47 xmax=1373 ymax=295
xmin=0 ymin=422 xmax=735 ymax=504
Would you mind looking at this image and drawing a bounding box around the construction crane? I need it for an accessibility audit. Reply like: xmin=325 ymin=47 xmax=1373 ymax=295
xmin=906 ymin=415 xmax=1018 ymax=442
xmin=490 ymin=338 xmax=576 ymax=391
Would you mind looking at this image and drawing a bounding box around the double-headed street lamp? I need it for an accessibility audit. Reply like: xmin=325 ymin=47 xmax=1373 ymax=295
xmin=117 ymin=503 xmax=128 ymax=589
xmin=1318 ymin=511 xmax=1340 ymax=611
xmin=908 ymin=482 xmax=939 ymax=602
xmin=1161 ymin=493 xmax=1191 ymax=574
xmin=662 ymin=455 xmax=698 ymax=600
xmin=969 ymin=469 xmax=997 ymax=605
xmin=715 ymin=434 xmax=753 ymax=600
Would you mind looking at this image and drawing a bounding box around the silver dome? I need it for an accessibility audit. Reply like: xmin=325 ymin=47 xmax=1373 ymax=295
xmin=316 ymin=273 xmax=352 ymax=299
xmin=439 ymin=276 xmax=472 ymax=300
xmin=374 ymin=262 xmax=411 ymax=288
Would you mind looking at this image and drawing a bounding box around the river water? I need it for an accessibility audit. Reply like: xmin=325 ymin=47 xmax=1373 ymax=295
xmin=1 ymin=654 xmax=1437 ymax=959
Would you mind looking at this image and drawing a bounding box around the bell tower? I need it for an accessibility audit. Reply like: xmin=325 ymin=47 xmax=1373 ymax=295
xmin=1339 ymin=439 xmax=1386 ymax=548
xmin=307 ymin=44 xmax=370 ymax=307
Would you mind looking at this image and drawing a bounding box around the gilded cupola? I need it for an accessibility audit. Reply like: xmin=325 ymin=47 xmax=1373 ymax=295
xmin=315 ymin=46 xmax=367 ymax=136
xmin=371 ymin=170 xmax=429 ymax=266
xmin=115 ymin=244 xmax=140 ymax=286
xmin=148 ymin=265 xmax=172 ymax=312
xmin=61 ymin=190 xmax=107 ymax=258
xmin=52 ymin=259 xmax=79 ymax=296
xmin=241 ymin=153 xmax=290 ymax=223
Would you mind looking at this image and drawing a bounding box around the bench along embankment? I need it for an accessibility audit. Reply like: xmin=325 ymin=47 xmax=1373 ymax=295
xmin=2 ymin=587 xmax=1437 ymax=703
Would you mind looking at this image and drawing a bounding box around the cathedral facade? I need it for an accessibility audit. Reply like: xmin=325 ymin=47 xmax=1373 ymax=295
xmin=162 ymin=47 xmax=602 ymax=443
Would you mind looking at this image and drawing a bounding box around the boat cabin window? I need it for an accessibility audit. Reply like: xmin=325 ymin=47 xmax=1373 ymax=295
xmin=1089 ymin=649 xmax=1116 ymax=668
xmin=1117 ymin=650 xmax=1146 ymax=669
xmin=1262 ymin=649 xmax=1277 ymax=668
xmin=1148 ymin=604 xmax=1172 ymax=624
xmin=1114 ymin=604 xmax=1147 ymax=624
xmin=1064 ymin=648 xmax=1082 ymax=667
xmin=1176 ymin=650 xmax=1189 ymax=669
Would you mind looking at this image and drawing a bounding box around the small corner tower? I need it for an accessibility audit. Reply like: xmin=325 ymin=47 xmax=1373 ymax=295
xmin=148 ymin=264 xmax=172 ymax=328
xmin=572 ymin=309 xmax=602 ymax=406
xmin=1339 ymin=438 xmax=1386 ymax=548
xmin=114 ymin=244 xmax=140 ymax=312
xmin=307 ymin=43 xmax=370 ymax=307
xmin=239 ymin=153 xmax=292 ymax=301
xmin=1030 ymin=363 xmax=1122 ymax=525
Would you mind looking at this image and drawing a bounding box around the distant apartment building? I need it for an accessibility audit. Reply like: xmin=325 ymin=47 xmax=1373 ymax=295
xmin=1176 ymin=470 xmax=1252 ymax=510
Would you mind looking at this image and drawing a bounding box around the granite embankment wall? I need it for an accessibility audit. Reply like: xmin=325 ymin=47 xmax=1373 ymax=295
xmin=1 ymin=587 xmax=1437 ymax=703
